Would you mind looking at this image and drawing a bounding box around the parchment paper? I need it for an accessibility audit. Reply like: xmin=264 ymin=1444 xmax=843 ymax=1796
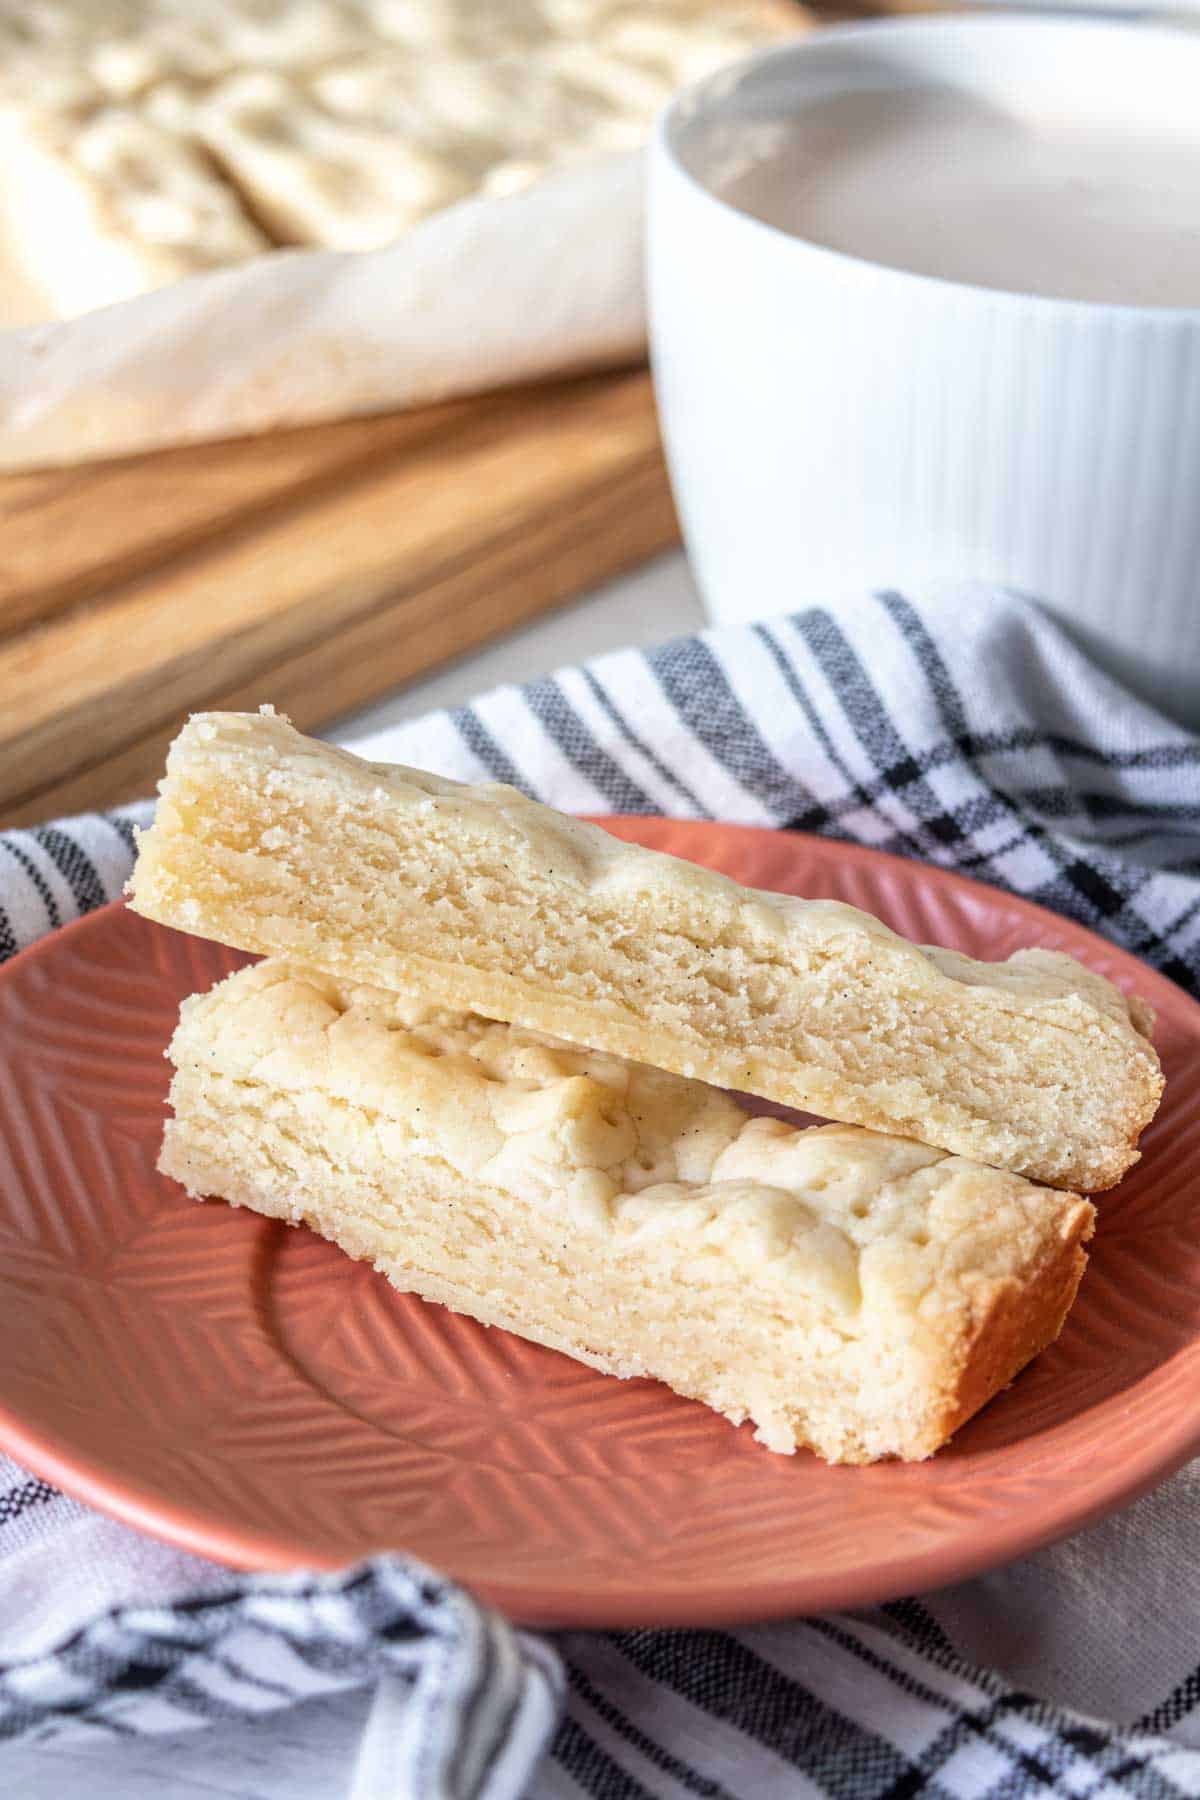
xmin=0 ymin=150 xmax=646 ymax=471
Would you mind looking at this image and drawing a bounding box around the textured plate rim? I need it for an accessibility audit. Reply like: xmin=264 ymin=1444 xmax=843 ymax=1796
xmin=0 ymin=1373 xmax=1197 ymax=1630
xmin=0 ymin=824 xmax=1198 ymax=1628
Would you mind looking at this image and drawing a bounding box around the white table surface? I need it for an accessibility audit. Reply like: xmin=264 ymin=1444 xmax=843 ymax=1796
xmin=339 ymin=549 xmax=704 ymax=741
xmin=6 ymin=549 xmax=704 ymax=1800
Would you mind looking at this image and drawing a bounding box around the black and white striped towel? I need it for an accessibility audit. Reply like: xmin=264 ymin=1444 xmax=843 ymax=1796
xmin=2 ymin=586 xmax=1199 ymax=1799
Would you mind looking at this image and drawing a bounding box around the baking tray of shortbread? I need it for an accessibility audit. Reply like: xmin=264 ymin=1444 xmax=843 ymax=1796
xmin=0 ymin=0 xmax=805 ymax=468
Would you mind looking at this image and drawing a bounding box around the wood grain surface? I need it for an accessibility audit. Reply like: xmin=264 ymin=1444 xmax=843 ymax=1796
xmin=0 ymin=367 xmax=679 ymax=827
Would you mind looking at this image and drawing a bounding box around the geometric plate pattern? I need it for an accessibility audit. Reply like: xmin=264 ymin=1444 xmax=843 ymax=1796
xmin=1 ymin=819 xmax=1198 ymax=1628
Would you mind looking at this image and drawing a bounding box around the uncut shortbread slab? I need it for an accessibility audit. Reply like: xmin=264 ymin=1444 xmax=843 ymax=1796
xmin=131 ymin=710 xmax=1164 ymax=1190
xmin=0 ymin=0 xmax=799 ymax=321
xmin=161 ymin=961 xmax=1095 ymax=1463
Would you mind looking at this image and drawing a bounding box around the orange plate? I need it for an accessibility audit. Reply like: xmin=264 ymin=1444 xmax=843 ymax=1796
xmin=1 ymin=820 xmax=1198 ymax=1628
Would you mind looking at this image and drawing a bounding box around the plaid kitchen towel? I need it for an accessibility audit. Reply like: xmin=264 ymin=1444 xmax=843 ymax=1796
xmin=1 ymin=584 xmax=1199 ymax=1799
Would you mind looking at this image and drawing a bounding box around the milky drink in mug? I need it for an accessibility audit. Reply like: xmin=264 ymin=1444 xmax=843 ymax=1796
xmin=649 ymin=19 xmax=1200 ymax=721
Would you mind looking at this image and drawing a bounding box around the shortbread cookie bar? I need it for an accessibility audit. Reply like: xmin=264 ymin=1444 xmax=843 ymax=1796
xmin=161 ymin=960 xmax=1094 ymax=1463
xmin=132 ymin=710 xmax=1163 ymax=1190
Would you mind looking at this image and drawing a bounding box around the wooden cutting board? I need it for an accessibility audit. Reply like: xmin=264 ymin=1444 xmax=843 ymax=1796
xmin=0 ymin=366 xmax=679 ymax=828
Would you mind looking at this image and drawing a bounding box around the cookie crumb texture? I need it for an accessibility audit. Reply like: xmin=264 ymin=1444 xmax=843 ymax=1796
xmin=132 ymin=709 xmax=1164 ymax=1190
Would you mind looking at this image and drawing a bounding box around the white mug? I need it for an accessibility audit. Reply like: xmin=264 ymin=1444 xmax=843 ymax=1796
xmin=648 ymin=16 xmax=1200 ymax=724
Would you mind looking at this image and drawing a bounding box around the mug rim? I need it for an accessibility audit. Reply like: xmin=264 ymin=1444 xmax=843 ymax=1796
xmin=653 ymin=12 xmax=1200 ymax=323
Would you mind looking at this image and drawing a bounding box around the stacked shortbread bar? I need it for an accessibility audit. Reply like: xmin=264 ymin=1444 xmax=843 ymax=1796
xmin=130 ymin=709 xmax=1164 ymax=1461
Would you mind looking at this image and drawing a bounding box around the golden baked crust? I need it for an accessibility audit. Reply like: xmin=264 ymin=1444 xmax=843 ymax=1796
xmin=131 ymin=709 xmax=1164 ymax=1189
xmin=161 ymin=959 xmax=1094 ymax=1463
